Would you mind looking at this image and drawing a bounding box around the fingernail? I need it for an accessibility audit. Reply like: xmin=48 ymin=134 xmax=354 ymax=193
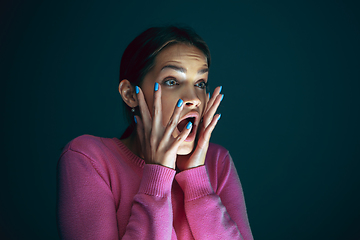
xmin=218 ymin=114 xmax=222 ymax=120
xmin=135 ymin=86 xmax=139 ymax=94
xmin=221 ymin=94 xmax=224 ymax=102
xmin=209 ymin=92 xmax=211 ymax=98
xmin=186 ymin=121 xmax=192 ymax=129
xmin=177 ymin=99 xmax=183 ymax=107
xmin=219 ymin=86 xmax=222 ymax=93
xmin=134 ymin=116 xmax=137 ymax=124
xmin=154 ymin=82 xmax=159 ymax=91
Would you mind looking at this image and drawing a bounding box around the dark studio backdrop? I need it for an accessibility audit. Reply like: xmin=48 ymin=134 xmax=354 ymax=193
xmin=1 ymin=0 xmax=359 ymax=239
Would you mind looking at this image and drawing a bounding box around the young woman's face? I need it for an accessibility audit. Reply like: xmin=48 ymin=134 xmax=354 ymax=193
xmin=141 ymin=43 xmax=209 ymax=155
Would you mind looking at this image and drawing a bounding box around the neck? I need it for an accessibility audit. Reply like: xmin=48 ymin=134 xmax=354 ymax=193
xmin=120 ymin=129 xmax=144 ymax=159
xmin=120 ymin=127 xmax=193 ymax=169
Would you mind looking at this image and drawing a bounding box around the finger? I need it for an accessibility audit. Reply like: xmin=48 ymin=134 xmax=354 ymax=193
xmin=161 ymin=98 xmax=184 ymax=143
xmin=197 ymin=113 xmax=221 ymax=149
xmin=203 ymin=93 xmax=223 ymax=128
xmin=169 ymin=121 xmax=192 ymax=150
xmin=136 ymin=86 xmax=152 ymax=138
xmin=204 ymin=92 xmax=210 ymax=116
xmin=151 ymin=82 xmax=163 ymax=146
xmin=205 ymin=86 xmax=222 ymax=113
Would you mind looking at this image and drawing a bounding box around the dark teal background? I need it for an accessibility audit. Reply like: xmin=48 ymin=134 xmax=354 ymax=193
xmin=1 ymin=0 xmax=359 ymax=239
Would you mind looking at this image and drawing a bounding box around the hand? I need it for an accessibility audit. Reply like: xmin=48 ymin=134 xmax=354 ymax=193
xmin=176 ymin=86 xmax=223 ymax=171
xmin=134 ymin=83 xmax=193 ymax=169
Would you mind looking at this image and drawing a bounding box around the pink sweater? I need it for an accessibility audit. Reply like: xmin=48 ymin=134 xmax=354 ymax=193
xmin=56 ymin=134 xmax=253 ymax=239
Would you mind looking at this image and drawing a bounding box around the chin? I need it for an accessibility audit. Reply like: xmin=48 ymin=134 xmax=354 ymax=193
xmin=176 ymin=142 xmax=194 ymax=155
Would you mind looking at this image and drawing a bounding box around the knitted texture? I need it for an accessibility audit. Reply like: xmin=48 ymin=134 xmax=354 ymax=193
xmin=57 ymin=134 xmax=253 ymax=239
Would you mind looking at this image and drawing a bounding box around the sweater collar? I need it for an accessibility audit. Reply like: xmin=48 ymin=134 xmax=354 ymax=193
xmin=112 ymin=137 xmax=145 ymax=168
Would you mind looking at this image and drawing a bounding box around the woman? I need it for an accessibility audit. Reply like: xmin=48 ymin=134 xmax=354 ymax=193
xmin=57 ymin=26 xmax=253 ymax=239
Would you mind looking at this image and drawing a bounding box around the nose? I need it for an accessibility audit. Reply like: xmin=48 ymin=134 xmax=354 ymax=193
xmin=182 ymin=89 xmax=201 ymax=108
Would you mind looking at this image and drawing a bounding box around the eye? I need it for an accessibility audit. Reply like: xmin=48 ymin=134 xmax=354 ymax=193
xmin=195 ymin=81 xmax=208 ymax=89
xmin=163 ymin=79 xmax=179 ymax=86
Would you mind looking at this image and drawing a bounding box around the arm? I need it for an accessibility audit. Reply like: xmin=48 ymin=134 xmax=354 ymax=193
xmin=175 ymin=153 xmax=253 ymax=240
xmin=56 ymin=150 xmax=119 ymax=240
xmin=57 ymin=149 xmax=175 ymax=240
xmin=57 ymin=83 xmax=185 ymax=239
xmin=123 ymin=164 xmax=175 ymax=240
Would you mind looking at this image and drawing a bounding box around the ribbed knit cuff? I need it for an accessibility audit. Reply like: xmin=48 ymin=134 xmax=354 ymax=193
xmin=175 ymin=166 xmax=214 ymax=201
xmin=138 ymin=164 xmax=176 ymax=197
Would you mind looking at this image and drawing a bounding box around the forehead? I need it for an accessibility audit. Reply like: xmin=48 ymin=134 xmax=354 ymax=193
xmin=154 ymin=44 xmax=207 ymax=68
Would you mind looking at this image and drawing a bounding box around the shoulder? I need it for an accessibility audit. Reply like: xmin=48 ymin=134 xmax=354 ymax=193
xmin=205 ymin=143 xmax=238 ymax=192
xmin=205 ymin=142 xmax=233 ymax=171
xmin=67 ymin=134 xmax=103 ymax=150
xmin=207 ymin=142 xmax=231 ymax=162
xmin=57 ymin=135 xmax=116 ymax=188
xmin=60 ymin=134 xmax=109 ymax=164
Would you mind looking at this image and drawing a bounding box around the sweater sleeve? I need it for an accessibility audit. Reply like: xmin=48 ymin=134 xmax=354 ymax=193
xmin=57 ymin=149 xmax=119 ymax=240
xmin=175 ymin=153 xmax=253 ymax=240
xmin=122 ymin=164 xmax=175 ymax=240
xmin=57 ymin=149 xmax=176 ymax=240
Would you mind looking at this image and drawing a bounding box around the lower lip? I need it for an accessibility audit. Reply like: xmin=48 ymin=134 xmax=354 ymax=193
xmin=184 ymin=124 xmax=197 ymax=142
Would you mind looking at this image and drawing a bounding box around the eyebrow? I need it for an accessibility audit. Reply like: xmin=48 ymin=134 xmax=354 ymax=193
xmin=161 ymin=65 xmax=209 ymax=75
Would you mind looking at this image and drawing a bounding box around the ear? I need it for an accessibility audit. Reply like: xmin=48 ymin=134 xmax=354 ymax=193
xmin=118 ymin=79 xmax=138 ymax=108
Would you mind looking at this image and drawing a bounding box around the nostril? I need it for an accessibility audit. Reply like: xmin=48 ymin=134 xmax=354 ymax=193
xmin=183 ymin=98 xmax=201 ymax=107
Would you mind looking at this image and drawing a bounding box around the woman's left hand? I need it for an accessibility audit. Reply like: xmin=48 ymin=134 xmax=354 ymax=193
xmin=177 ymin=86 xmax=223 ymax=171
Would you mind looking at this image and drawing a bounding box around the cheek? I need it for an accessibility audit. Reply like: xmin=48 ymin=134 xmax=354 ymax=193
xmin=161 ymin=98 xmax=176 ymax=124
xmin=199 ymin=92 xmax=208 ymax=115
xmin=142 ymin=89 xmax=154 ymax=116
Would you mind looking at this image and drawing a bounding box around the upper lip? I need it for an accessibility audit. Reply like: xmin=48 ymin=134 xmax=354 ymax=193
xmin=178 ymin=110 xmax=200 ymax=126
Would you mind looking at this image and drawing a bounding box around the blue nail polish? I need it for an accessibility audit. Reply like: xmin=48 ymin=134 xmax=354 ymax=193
xmin=135 ymin=86 xmax=139 ymax=94
xmin=186 ymin=121 xmax=192 ymax=129
xmin=134 ymin=116 xmax=137 ymax=124
xmin=177 ymin=99 xmax=183 ymax=107
xmin=221 ymin=94 xmax=224 ymax=102
xmin=154 ymin=82 xmax=159 ymax=91
xmin=209 ymin=92 xmax=211 ymax=98
xmin=219 ymin=86 xmax=222 ymax=93
xmin=218 ymin=114 xmax=222 ymax=120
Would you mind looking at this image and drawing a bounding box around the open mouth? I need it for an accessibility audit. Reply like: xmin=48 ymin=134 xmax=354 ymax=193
xmin=175 ymin=111 xmax=199 ymax=142
xmin=177 ymin=117 xmax=196 ymax=133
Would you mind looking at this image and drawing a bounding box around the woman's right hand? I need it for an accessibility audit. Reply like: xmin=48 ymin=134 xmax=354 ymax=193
xmin=134 ymin=83 xmax=192 ymax=169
